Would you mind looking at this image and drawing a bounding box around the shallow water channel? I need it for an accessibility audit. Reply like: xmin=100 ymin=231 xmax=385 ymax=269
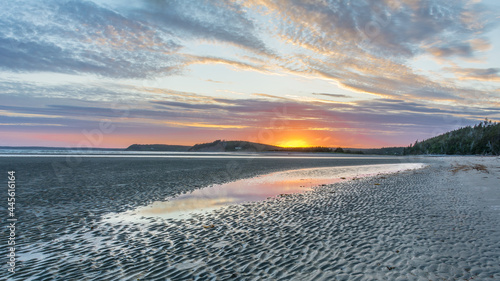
xmin=108 ymin=163 xmax=425 ymax=221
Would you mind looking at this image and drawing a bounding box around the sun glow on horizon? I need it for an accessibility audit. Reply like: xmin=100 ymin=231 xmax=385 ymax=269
xmin=278 ymin=139 xmax=310 ymax=148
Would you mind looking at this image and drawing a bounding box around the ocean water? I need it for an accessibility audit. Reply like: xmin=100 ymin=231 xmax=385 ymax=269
xmin=0 ymin=149 xmax=400 ymax=159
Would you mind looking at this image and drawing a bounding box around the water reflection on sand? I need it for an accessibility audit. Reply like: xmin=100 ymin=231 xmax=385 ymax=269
xmin=113 ymin=163 xmax=425 ymax=220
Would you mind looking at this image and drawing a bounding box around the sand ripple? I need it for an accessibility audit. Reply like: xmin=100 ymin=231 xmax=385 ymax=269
xmin=3 ymin=157 xmax=500 ymax=280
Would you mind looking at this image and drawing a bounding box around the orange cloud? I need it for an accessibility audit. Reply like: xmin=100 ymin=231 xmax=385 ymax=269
xmin=162 ymin=121 xmax=249 ymax=129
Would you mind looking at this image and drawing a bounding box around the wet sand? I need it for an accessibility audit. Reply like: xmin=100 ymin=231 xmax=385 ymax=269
xmin=0 ymin=154 xmax=411 ymax=245
xmin=1 ymin=155 xmax=499 ymax=280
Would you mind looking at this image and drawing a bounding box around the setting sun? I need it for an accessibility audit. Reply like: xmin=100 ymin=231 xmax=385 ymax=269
xmin=278 ymin=139 xmax=310 ymax=148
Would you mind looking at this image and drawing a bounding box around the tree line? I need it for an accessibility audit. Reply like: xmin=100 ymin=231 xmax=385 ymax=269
xmin=403 ymin=119 xmax=500 ymax=155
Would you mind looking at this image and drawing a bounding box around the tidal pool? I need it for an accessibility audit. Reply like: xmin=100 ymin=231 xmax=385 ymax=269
xmin=107 ymin=163 xmax=425 ymax=221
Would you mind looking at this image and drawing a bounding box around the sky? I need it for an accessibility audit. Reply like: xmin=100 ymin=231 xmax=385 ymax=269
xmin=1 ymin=0 xmax=499 ymax=148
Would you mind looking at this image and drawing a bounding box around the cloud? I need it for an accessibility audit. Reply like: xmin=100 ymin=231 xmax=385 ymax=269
xmin=237 ymin=0 xmax=498 ymax=103
xmin=0 ymin=0 xmax=496 ymax=90
xmin=312 ymin=93 xmax=351 ymax=99
xmin=0 ymin=0 xmax=499 ymax=148
xmin=252 ymin=93 xmax=293 ymax=100
xmin=206 ymin=79 xmax=224 ymax=83
xmin=0 ymin=0 xmax=182 ymax=78
xmin=243 ymin=0 xmax=493 ymax=57
xmin=2 ymin=81 xmax=498 ymax=148
xmin=0 ymin=0 xmax=278 ymax=78
xmin=446 ymin=67 xmax=500 ymax=82
xmin=425 ymin=37 xmax=492 ymax=59
xmin=183 ymin=55 xmax=268 ymax=73
xmin=133 ymin=0 xmax=272 ymax=56
xmin=427 ymin=42 xmax=475 ymax=58
xmin=2 ymin=79 xmax=497 ymax=131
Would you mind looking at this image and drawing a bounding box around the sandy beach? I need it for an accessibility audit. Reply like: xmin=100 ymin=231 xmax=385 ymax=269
xmin=1 ymin=155 xmax=499 ymax=280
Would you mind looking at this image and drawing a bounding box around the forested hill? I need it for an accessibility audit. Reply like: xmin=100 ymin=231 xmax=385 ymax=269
xmin=188 ymin=140 xmax=281 ymax=152
xmin=126 ymin=144 xmax=191 ymax=151
xmin=404 ymin=120 xmax=500 ymax=155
